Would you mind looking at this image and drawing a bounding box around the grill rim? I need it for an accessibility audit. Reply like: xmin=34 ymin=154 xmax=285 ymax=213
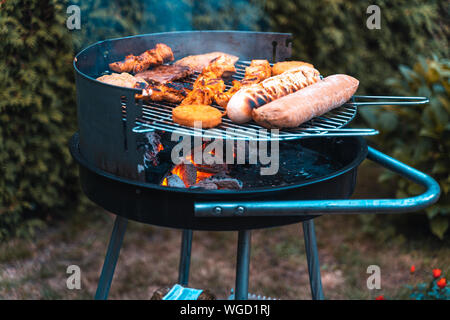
xmin=73 ymin=30 xmax=293 ymax=87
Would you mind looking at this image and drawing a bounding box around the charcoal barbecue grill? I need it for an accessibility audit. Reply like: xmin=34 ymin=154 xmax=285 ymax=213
xmin=71 ymin=31 xmax=440 ymax=300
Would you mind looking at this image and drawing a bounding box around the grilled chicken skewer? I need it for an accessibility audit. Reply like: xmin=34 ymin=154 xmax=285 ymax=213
xmin=109 ymin=43 xmax=174 ymax=74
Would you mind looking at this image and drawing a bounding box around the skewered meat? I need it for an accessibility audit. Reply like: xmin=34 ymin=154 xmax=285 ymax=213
xmin=135 ymin=64 xmax=194 ymax=85
xmin=214 ymin=59 xmax=271 ymax=108
xmin=174 ymin=52 xmax=239 ymax=73
xmin=109 ymin=43 xmax=174 ymax=74
xmin=96 ymin=72 xmax=148 ymax=88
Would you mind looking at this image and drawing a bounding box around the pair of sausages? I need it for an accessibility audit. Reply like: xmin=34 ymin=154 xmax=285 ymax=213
xmin=226 ymin=68 xmax=359 ymax=129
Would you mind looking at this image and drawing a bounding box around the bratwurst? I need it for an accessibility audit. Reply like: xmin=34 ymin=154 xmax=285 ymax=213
xmin=226 ymin=66 xmax=320 ymax=123
xmin=252 ymin=74 xmax=359 ymax=129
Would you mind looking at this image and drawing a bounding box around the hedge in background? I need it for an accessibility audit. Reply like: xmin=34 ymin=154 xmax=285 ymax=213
xmin=0 ymin=0 xmax=83 ymax=240
xmin=264 ymin=0 xmax=448 ymax=94
xmin=0 ymin=0 xmax=448 ymax=240
xmin=359 ymin=56 xmax=449 ymax=239
xmin=0 ymin=0 xmax=150 ymax=240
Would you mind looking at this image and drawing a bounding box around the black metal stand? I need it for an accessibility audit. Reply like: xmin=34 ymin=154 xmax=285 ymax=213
xmin=303 ymin=220 xmax=324 ymax=300
xmin=95 ymin=215 xmax=128 ymax=300
xmin=178 ymin=229 xmax=193 ymax=286
xmin=235 ymin=230 xmax=252 ymax=300
xmin=94 ymin=218 xmax=323 ymax=300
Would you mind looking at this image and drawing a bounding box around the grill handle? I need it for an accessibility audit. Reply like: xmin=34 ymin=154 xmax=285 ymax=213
xmin=194 ymin=147 xmax=441 ymax=217
xmin=347 ymin=95 xmax=429 ymax=106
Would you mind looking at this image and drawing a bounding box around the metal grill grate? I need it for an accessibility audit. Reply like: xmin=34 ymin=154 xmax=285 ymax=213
xmin=131 ymin=61 xmax=367 ymax=141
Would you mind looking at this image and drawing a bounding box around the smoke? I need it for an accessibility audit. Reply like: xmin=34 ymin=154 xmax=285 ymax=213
xmin=69 ymin=0 xmax=269 ymax=50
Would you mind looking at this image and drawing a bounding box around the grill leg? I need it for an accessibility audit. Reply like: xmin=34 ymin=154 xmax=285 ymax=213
xmin=235 ymin=230 xmax=251 ymax=300
xmin=95 ymin=215 xmax=128 ymax=300
xmin=303 ymin=219 xmax=324 ymax=300
xmin=178 ymin=229 xmax=193 ymax=286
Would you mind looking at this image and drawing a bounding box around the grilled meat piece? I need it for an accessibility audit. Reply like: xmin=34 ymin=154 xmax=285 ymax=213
xmin=181 ymin=78 xmax=225 ymax=105
xmin=214 ymin=59 xmax=271 ymax=108
xmin=201 ymin=55 xmax=237 ymax=78
xmin=135 ymin=64 xmax=194 ymax=85
xmin=136 ymin=83 xmax=188 ymax=104
xmin=109 ymin=43 xmax=174 ymax=74
xmin=242 ymin=59 xmax=272 ymax=83
xmin=174 ymin=52 xmax=239 ymax=74
xmin=272 ymin=61 xmax=315 ymax=76
xmin=96 ymin=72 xmax=148 ymax=88
xmin=180 ymin=55 xmax=236 ymax=105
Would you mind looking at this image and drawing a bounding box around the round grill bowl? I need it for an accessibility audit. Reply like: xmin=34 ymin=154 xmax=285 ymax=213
xmin=70 ymin=133 xmax=367 ymax=231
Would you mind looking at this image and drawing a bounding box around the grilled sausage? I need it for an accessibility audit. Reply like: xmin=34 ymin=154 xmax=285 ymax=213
xmin=226 ymin=66 xmax=320 ymax=123
xmin=252 ymin=74 xmax=359 ymax=129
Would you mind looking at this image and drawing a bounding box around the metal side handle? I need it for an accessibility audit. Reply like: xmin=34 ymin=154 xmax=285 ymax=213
xmin=347 ymin=95 xmax=429 ymax=106
xmin=194 ymin=147 xmax=441 ymax=217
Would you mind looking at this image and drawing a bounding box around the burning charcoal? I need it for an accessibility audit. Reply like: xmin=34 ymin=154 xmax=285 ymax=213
xmin=180 ymin=163 xmax=197 ymax=186
xmin=200 ymin=176 xmax=243 ymax=190
xmin=190 ymin=181 xmax=218 ymax=190
xmin=195 ymin=163 xmax=228 ymax=174
xmin=142 ymin=131 xmax=164 ymax=167
xmin=166 ymin=174 xmax=186 ymax=188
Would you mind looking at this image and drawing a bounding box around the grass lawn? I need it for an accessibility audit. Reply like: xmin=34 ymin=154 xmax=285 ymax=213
xmin=1 ymin=160 xmax=449 ymax=299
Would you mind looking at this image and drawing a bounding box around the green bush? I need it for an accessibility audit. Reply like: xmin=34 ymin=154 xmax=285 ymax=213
xmin=359 ymin=55 xmax=449 ymax=239
xmin=264 ymin=0 xmax=448 ymax=94
xmin=0 ymin=0 xmax=149 ymax=240
xmin=0 ymin=0 xmax=81 ymax=240
xmin=0 ymin=0 xmax=448 ymax=240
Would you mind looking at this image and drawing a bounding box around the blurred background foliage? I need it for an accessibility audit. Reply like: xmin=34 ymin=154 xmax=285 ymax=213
xmin=0 ymin=0 xmax=448 ymax=240
xmin=265 ymin=0 xmax=448 ymax=94
xmin=359 ymin=56 xmax=449 ymax=239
